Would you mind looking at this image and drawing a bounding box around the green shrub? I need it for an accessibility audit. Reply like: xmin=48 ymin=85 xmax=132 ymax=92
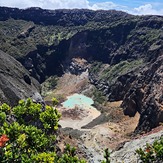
xmin=0 ymin=112 xmax=6 ymax=124
xmin=13 ymin=98 xmax=42 ymax=124
xmin=0 ymin=103 xmax=11 ymax=114
xmin=92 ymin=88 xmax=106 ymax=105
xmin=136 ymin=137 xmax=163 ymax=163
xmin=101 ymin=148 xmax=111 ymax=163
xmin=39 ymin=105 xmax=61 ymax=130
xmin=0 ymin=98 xmax=86 ymax=163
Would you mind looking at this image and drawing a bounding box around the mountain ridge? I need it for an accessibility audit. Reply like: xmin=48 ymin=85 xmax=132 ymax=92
xmin=0 ymin=6 xmax=131 ymax=26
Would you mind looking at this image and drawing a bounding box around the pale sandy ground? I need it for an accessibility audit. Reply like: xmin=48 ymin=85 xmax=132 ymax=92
xmin=58 ymin=93 xmax=140 ymax=162
xmin=59 ymin=106 xmax=101 ymax=130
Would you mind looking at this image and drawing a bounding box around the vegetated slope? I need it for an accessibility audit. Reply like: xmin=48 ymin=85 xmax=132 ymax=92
xmin=0 ymin=6 xmax=133 ymax=82
xmin=0 ymin=6 xmax=163 ymax=133
xmin=0 ymin=50 xmax=41 ymax=106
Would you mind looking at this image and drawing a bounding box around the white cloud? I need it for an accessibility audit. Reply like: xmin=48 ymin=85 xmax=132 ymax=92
xmin=89 ymin=2 xmax=118 ymax=10
xmin=0 ymin=0 xmax=125 ymax=11
xmin=0 ymin=0 xmax=127 ymax=12
xmin=0 ymin=0 xmax=163 ymax=16
xmin=0 ymin=0 xmax=90 ymax=9
xmin=42 ymin=0 xmax=90 ymax=9
xmin=0 ymin=0 xmax=39 ymax=9
xmin=132 ymin=4 xmax=163 ymax=15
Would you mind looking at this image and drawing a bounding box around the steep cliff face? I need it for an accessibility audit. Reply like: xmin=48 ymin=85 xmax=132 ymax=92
xmin=122 ymin=50 xmax=163 ymax=133
xmin=0 ymin=50 xmax=41 ymax=106
xmin=0 ymin=7 xmax=163 ymax=132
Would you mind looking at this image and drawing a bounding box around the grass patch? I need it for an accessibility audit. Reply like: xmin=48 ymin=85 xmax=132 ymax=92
xmin=41 ymin=76 xmax=58 ymax=96
xmin=100 ymin=59 xmax=143 ymax=82
xmin=92 ymin=88 xmax=107 ymax=105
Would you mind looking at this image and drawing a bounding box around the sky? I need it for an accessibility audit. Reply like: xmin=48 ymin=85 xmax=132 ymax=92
xmin=0 ymin=0 xmax=163 ymax=15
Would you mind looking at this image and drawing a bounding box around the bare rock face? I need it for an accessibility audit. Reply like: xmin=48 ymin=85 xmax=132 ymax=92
xmin=111 ymin=129 xmax=163 ymax=163
xmin=122 ymin=50 xmax=163 ymax=133
xmin=0 ymin=50 xmax=41 ymax=106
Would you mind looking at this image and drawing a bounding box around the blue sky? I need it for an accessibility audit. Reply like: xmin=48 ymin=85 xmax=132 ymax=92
xmin=0 ymin=0 xmax=163 ymax=15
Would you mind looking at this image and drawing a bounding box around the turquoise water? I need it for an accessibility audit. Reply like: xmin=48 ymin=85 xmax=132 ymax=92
xmin=62 ymin=93 xmax=94 ymax=109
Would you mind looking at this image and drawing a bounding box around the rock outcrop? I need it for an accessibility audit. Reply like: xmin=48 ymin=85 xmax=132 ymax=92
xmin=111 ymin=128 xmax=163 ymax=163
xmin=0 ymin=50 xmax=41 ymax=106
xmin=122 ymin=50 xmax=163 ymax=133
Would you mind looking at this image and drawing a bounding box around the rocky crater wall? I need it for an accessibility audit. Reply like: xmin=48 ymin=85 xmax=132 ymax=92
xmin=0 ymin=7 xmax=163 ymax=132
xmin=0 ymin=50 xmax=41 ymax=106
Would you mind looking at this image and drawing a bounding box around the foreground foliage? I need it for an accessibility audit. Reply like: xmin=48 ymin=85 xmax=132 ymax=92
xmin=0 ymin=98 xmax=86 ymax=163
xmin=136 ymin=137 xmax=163 ymax=163
xmin=101 ymin=148 xmax=110 ymax=163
